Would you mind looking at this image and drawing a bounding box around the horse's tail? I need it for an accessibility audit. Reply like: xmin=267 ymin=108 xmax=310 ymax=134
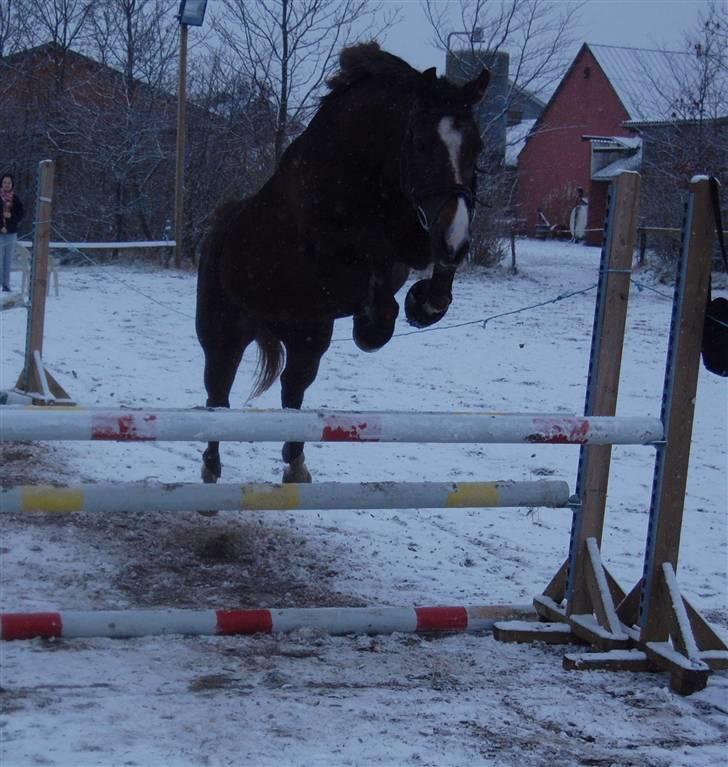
xmin=251 ymin=324 xmax=285 ymax=399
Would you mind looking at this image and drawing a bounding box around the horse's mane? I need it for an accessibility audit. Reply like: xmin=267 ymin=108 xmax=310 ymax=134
xmin=324 ymin=42 xmax=418 ymax=102
xmin=324 ymin=42 xmax=475 ymax=112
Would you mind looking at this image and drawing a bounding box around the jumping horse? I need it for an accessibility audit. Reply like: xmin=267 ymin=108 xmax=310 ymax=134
xmin=196 ymin=43 xmax=489 ymax=484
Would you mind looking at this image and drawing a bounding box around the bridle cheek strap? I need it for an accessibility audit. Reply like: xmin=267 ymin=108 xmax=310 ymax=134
xmin=413 ymin=185 xmax=476 ymax=233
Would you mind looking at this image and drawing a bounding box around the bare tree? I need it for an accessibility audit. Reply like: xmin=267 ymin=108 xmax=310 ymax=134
xmin=635 ymin=0 xmax=727 ymax=261
xmin=63 ymin=0 xmax=180 ymax=244
xmin=14 ymin=0 xmax=93 ymax=87
xmin=181 ymin=49 xmax=278 ymax=257
xmin=213 ymin=0 xmax=397 ymax=163
xmin=0 ymin=0 xmax=33 ymax=55
xmin=423 ymin=0 xmax=581 ymax=106
xmin=88 ymin=0 xmax=178 ymax=90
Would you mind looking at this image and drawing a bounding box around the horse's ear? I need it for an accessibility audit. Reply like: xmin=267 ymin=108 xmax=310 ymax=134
xmin=463 ymin=68 xmax=490 ymax=105
xmin=422 ymin=67 xmax=438 ymax=84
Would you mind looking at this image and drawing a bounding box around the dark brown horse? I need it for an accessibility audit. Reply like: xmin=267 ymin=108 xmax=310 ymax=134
xmin=196 ymin=43 xmax=489 ymax=483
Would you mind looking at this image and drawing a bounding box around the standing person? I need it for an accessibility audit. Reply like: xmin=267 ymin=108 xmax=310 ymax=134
xmin=1 ymin=173 xmax=24 ymax=292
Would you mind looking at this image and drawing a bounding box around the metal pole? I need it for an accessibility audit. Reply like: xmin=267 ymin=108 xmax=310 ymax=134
xmin=174 ymin=23 xmax=188 ymax=269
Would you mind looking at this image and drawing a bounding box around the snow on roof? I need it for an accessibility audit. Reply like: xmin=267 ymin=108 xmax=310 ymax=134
xmin=585 ymin=134 xmax=643 ymax=180
xmin=583 ymin=135 xmax=641 ymax=150
xmin=505 ymin=118 xmax=536 ymax=167
xmin=592 ymin=147 xmax=643 ymax=180
xmin=589 ymin=43 xmax=728 ymax=122
xmin=589 ymin=44 xmax=690 ymax=122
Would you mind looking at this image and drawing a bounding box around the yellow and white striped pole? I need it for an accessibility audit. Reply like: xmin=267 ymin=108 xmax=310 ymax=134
xmin=2 ymin=480 xmax=571 ymax=514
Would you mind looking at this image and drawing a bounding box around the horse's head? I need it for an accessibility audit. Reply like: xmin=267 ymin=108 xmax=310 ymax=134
xmin=402 ymin=67 xmax=490 ymax=269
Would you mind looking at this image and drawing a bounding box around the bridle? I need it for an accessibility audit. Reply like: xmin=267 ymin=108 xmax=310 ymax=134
xmin=400 ymin=109 xmax=478 ymax=233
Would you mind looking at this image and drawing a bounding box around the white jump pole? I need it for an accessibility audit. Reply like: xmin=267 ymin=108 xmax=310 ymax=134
xmin=0 ymin=407 xmax=664 ymax=446
xmin=0 ymin=604 xmax=537 ymax=640
xmin=1 ymin=480 xmax=571 ymax=514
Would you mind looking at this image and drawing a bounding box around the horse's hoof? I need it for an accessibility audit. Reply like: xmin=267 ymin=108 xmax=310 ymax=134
xmin=352 ymin=320 xmax=395 ymax=352
xmin=201 ymin=448 xmax=221 ymax=484
xmin=283 ymin=454 xmax=312 ymax=483
xmin=201 ymin=464 xmax=219 ymax=484
xmin=405 ymin=279 xmax=450 ymax=328
xmin=353 ymin=302 xmax=398 ymax=352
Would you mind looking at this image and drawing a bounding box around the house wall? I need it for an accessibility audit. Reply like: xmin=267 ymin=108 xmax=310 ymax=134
xmin=516 ymin=47 xmax=632 ymax=241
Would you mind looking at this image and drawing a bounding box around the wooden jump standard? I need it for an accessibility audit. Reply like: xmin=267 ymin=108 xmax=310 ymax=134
xmin=494 ymin=174 xmax=728 ymax=695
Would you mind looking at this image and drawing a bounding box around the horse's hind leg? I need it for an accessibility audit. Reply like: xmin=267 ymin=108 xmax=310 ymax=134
xmin=199 ymin=318 xmax=255 ymax=483
xmin=274 ymin=319 xmax=334 ymax=483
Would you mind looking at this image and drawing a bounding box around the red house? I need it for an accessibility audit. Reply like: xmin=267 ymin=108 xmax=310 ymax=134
xmin=516 ymin=43 xmax=687 ymax=243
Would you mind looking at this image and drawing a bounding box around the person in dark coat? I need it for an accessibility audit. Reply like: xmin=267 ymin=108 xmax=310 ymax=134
xmin=1 ymin=173 xmax=24 ymax=291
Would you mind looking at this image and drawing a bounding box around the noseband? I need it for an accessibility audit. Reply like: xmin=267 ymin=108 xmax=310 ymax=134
xmin=411 ymin=184 xmax=476 ymax=233
xmin=400 ymin=111 xmax=477 ymax=233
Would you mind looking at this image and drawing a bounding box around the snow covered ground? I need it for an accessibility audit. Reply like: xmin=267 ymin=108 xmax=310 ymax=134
xmin=1 ymin=240 xmax=726 ymax=766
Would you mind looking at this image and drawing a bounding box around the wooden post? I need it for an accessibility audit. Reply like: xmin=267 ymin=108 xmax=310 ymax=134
xmin=14 ymin=161 xmax=72 ymax=403
xmin=174 ymin=22 xmax=188 ymax=269
xmin=510 ymin=226 xmax=517 ymax=274
xmin=566 ymin=171 xmax=642 ymax=617
xmin=639 ymin=177 xmax=715 ymax=644
xmin=19 ymin=161 xmax=53 ymax=393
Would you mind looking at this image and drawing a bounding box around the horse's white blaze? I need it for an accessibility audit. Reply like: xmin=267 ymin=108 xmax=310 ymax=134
xmin=437 ymin=116 xmax=469 ymax=253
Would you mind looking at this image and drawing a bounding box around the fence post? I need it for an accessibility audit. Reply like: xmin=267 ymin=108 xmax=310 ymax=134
xmin=17 ymin=161 xmax=53 ymax=393
xmin=14 ymin=160 xmax=72 ymax=403
xmin=509 ymin=224 xmax=517 ymax=273
xmin=638 ymin=219 xmax=647 ymax=266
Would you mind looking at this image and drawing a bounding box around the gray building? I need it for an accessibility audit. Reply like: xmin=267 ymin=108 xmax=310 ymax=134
xmin=446 ymin=49 xmax=543 ymax=167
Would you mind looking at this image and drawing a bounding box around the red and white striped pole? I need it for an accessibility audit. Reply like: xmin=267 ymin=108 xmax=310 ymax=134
xmin=0 ymin=406 xmax=663 ymax=446
xmin=1 ymin=604 xmax=536 ymax=640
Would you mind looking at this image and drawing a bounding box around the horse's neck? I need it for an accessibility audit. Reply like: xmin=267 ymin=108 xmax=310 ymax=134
xmin=313 ymin=87 xmax=411 ymax=183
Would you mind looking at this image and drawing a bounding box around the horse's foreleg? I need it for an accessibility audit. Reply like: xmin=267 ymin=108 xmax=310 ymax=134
xmin=404 ymin=263 xmax=456 ymax=328
xmin=276 ymin=320 xmax=334 ymax=483
xmin=353 ymin=263 xmax=409 ymax=352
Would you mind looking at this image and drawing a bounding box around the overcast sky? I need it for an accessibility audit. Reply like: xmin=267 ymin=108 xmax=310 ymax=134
xmin=381 ymin=0 xmax=712 ymax=73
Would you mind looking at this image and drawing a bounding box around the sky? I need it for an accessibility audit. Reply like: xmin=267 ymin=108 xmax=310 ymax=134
xmin=381 ymin=0 xmax=714 ymax=74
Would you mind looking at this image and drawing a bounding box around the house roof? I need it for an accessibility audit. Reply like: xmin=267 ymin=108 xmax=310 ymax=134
xmin=523 ymin=42 xmax=728 ymax=150
xmin=589 ymin=43 xmax=728 ymax=122
xmin=589 ymin=44 xmax=686 ymax=122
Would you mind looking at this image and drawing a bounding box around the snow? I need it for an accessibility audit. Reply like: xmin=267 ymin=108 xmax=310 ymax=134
xmin=1 ymin=240 xmax=727 ymax=766
xmin=505 ymin=119 xmax=535 ymax=168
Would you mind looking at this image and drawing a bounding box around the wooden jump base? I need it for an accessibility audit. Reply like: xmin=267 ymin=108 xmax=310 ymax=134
xmin=493 ymin=174 xmax=728 ymax=695
xmin=1 ymin=480 xmax=571 ymax=514
xmin=0 ymin=407 xmax=663 ymax=446
xmin=0 ymin=604 xmax=535 ymax=641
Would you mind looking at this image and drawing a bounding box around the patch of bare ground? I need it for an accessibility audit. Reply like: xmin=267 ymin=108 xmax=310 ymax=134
xmin=2 ymin=441 xmax=363 ymax=610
